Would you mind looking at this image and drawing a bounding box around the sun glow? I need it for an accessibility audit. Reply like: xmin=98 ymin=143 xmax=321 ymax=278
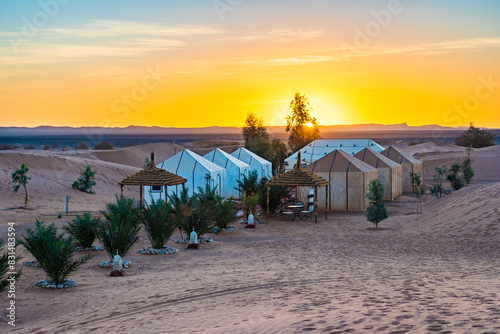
xmin=305 ymin=122 xmax=314 ymax=127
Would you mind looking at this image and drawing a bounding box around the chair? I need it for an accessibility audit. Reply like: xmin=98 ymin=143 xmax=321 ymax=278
xmin=300 ymin=191 xmax=315 ymax=221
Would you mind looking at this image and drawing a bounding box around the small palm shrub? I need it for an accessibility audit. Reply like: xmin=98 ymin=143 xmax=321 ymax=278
xmin=63 ymin=212 xmax=100 ymax=248
xmin=141 ymin=199 xmax=177 ymax=249
xmin=215 ymin=199 xmax=237 ymax=229
xmin=197 ymin=182 xmax=220 ymax=222
xmin=235 ymin=170 xmax=260 ymax=196
xmin=105 ymin=196 xmax=141 ymax=227
xmin=176 ymin=199 xmax=216 ymax=239
xmin=72 ymin=165 xmax=96 ymax=193
xmin=169 ymin=187 xmax=195 ymax=230
xmin=93 ymin=141 xmax=114 ymax=150
xmin=20 ymin=220 xmax=91 ymax=285
xmin=462 ymin=147 xmax=475 ymax=186
xmin=366 ymin=179 xmax=388 ymax=228
xmin=95 ymin=201 xmax=141 ymax=260
xmin=410 ymin=172 xmax=422 ymax=195
xmin=0 ymin=238 xmax=22 ymax=294
xmin=243 ymin=192 xmax=259 ymax=216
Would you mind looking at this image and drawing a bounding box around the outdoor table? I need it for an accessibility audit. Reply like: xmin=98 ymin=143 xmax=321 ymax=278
xmin=287 ymin=203 xmax=305 ymax=221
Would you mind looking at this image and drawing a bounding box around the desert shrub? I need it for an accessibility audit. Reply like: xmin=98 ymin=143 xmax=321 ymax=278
xmin=43 ymin=144 xmax=50 ymax=150
xmin=235 ymin=170 xmax=260 ymax=196
xmin=12 ymin=163 xmax=31 ymax=209
xmin=63 ymin=212 xmax=100 ymax=248
xmin=20 ymin=220 xmax=91 ymax=285
xmin=95 ymin=200 xmax=141 ymax=259
xmin=462 ymin=147 xmax=475 ymax=186
xmin=93 ymin=141 xmax=114 ymax=150
xmin=410 ymin=172 xmax=422 ymax=195
xmin=430 ymin=166 xmax=447 ymax=198
xmin=0 ymin=237 xmax=22 ymax=294
xmin=141 ymin=199 xmax=177 ymax=249
xmin=446 ymin=163 xmax=464 ymax=191
xmin=25 ymin=145 xmax=36 ymax=150
xmin=72 ymin=165 xmax=96 ymax=194
xmin=454 ymin=122 xmax=495 ymax=148
xmin=75 ymin=141 xmax=89 ymax=150
xmin=197 ymin=182 xmax=220 ymax=220
xmin=52 ymin=143 xmax=60 ymax=148
xmin=215 ymin=199 xmax=237 ymax=229
xmin=409 ymin=140 xmax=426 ymax=146
xmin=0 ymin=143 xmax=13 ymax=150
xmin=179 ymin=198 xmax=216 ymax=239
xmin=243 ymin=192 xmax=259 ymax=216
xmin=366 ymin=179 xmax=388 ymax=228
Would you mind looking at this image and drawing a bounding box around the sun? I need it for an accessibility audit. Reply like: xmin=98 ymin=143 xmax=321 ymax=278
xmin=305 ymin=122 xmax=314 ymax=127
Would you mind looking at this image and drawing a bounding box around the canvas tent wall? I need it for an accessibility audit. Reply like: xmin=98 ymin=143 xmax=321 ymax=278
xmin=231 ymin=147 xmax=272 ymax=180
xmin=203 ymin=148 xmax=250 ymax=199
xmin=285 ymin=139 xmax=384 ymax=171
xmin=148 ymin=149 xmax=226 ymax=200
xmin=299 ymin=149 xmax=378 ymax=211
xmin=354 ymin=147 xmax=403 ymax=200
xmin=380 ymin=146 xmax=424 ymax=194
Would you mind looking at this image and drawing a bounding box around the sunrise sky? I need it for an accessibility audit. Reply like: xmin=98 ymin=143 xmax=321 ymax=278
xmin=1 ymin=0 xmax=499 ymax=128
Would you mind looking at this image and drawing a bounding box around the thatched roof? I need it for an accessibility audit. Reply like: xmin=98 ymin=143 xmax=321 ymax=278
xmin=267 ymin=152 xmax=329 ymax=187
xmin=119 ymin=153 xmax=187 ymax=187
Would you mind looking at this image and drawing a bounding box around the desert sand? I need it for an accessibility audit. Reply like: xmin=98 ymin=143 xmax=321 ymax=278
xmin=1 ymin=142 xmax=500 ymax=333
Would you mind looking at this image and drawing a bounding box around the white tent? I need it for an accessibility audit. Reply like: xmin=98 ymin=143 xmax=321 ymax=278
xmin=380 ymin=146 xmax=424 ymax=194
xmin=285 ymin=139 xmax=384 ymax=171
xmin=147 ymin=149 xmax=226 ymax=201
xmin=203 ymin=148 xmax=250 ymax=199
xmin=231 ymin=147 xmax=272 ymax=180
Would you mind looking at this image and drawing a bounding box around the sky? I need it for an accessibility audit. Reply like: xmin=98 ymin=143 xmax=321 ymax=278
xmin=0 ymin=0 xmax=499 ymax=128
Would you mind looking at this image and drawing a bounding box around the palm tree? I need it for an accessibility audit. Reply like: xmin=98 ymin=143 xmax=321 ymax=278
xmin=12 ymin=163 xmax=31 ymax=208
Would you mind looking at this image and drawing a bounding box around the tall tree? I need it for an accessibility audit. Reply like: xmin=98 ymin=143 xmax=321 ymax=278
xmin=366 ymin=179 xmax=388 ymax=228
xmin=285 ymin=93 xmax=321 ymax=152
xmin=454 ymin=122 xmax=495 ymax=148
xmin=243 ymin=112 xmax=269 ymax=145
xmin=12 ymin=163 xmax=31 ymax=209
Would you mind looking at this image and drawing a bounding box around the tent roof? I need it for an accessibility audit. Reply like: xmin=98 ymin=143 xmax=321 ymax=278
xmin=231 ymin=147 xmax=271 ymax=166
xmin=267 ymin=153 xmax=329 ymax=187
xmin=353 ymin=147 xmax=401 ymax=169
xmin=380 ymin=146 xmax=422 ymax=165
xmin=305 ymin=149 xmax=377 ymax=173
xmin=161 ymin=149 xmax=225 ymax=173
xmin=286 ymin=139 xmax=384 ymax=166
xmin=204 ymin=148 xmax=250 ymax=169
xmin=119 ymin=153 xmax=187 ymax=186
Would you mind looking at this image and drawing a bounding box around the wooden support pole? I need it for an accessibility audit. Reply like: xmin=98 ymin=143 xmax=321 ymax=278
xmin=266 ymin=185 xmax=270 ymax=222
xmin=314 ymin=186 xmax=318 ymax=224
xmin=120 ymin=185 xmax=124 ymax=199
xmin=139 ymin=186 xmax=143 ymax=208
xmin=325 ymin=185 xmax=328 ymax=219
xmin=165 ymin=185 xmax=168 ymax=203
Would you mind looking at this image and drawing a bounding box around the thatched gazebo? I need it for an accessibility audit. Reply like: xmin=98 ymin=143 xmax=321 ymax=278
xmin=266 ymin=152 xmax=329 ymax=223
xmin=119 ymin=153 xmax=187 ymax=207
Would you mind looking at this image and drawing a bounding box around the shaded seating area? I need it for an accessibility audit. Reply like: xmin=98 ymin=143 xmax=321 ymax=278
xmin=118 ymin=153 xmax=187 ymax=207
xmin=267 ymin=152 xmax=329 ymax=223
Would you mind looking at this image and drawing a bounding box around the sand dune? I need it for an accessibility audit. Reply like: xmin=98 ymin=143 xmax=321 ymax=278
xmin=85 ymin=142 xmax=185 ymax=168
xmin=0 ymin=151 xmax=140 ymax=222
xmin=1 ymin=144 xmax=500 ymax=333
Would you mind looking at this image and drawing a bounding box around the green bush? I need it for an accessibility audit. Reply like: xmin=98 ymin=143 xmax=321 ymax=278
xmin=141 ymin=199 xmax=177 ymax=249
xmin=93 ymin=141 xmax=114 ymax=150
xmin=72 ymin=165 xmax=96 ymax=194
xmin=235 ymin=170 xmax=260 ymax=197
xmin=0 ymin=238 xmax=22 ymax=294
xmin=454 ymin=123 xmax=495 ymax=148
xmin=96 ymin=197 xmax=141 ymax=259
xmin=430 ymin=166 xmax=447 ymax=198
xmin=75 ymin=141 xmax=89 ymax=150
xmin=63 ymin=212 xmax=100 ymax=248
xmin=20 ymin=220 xmax=91 ymax=285
xmin=12 ymin=163 xmax=31 ymax=209
xmin=366 ymin=179 xmax=388 ymax=228
xmin=215 ymin=199 xmax=237 ymax=229
xmin=462 ymin=147 xmax=475 ymax=186
xmin=446 ymin=163 xmax=464 ymax=191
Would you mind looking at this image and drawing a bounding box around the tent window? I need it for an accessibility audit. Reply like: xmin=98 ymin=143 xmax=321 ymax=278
xmin=151 ymin=186 xmax=162 ymax=193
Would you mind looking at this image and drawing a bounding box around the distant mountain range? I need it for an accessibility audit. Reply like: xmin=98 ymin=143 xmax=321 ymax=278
xmin=0 ymin=123 xmax=478 ymax=137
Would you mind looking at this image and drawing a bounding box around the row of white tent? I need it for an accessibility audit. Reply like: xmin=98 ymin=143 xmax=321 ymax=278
xmin=146 ymin=147 xmax=272 ymax=203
